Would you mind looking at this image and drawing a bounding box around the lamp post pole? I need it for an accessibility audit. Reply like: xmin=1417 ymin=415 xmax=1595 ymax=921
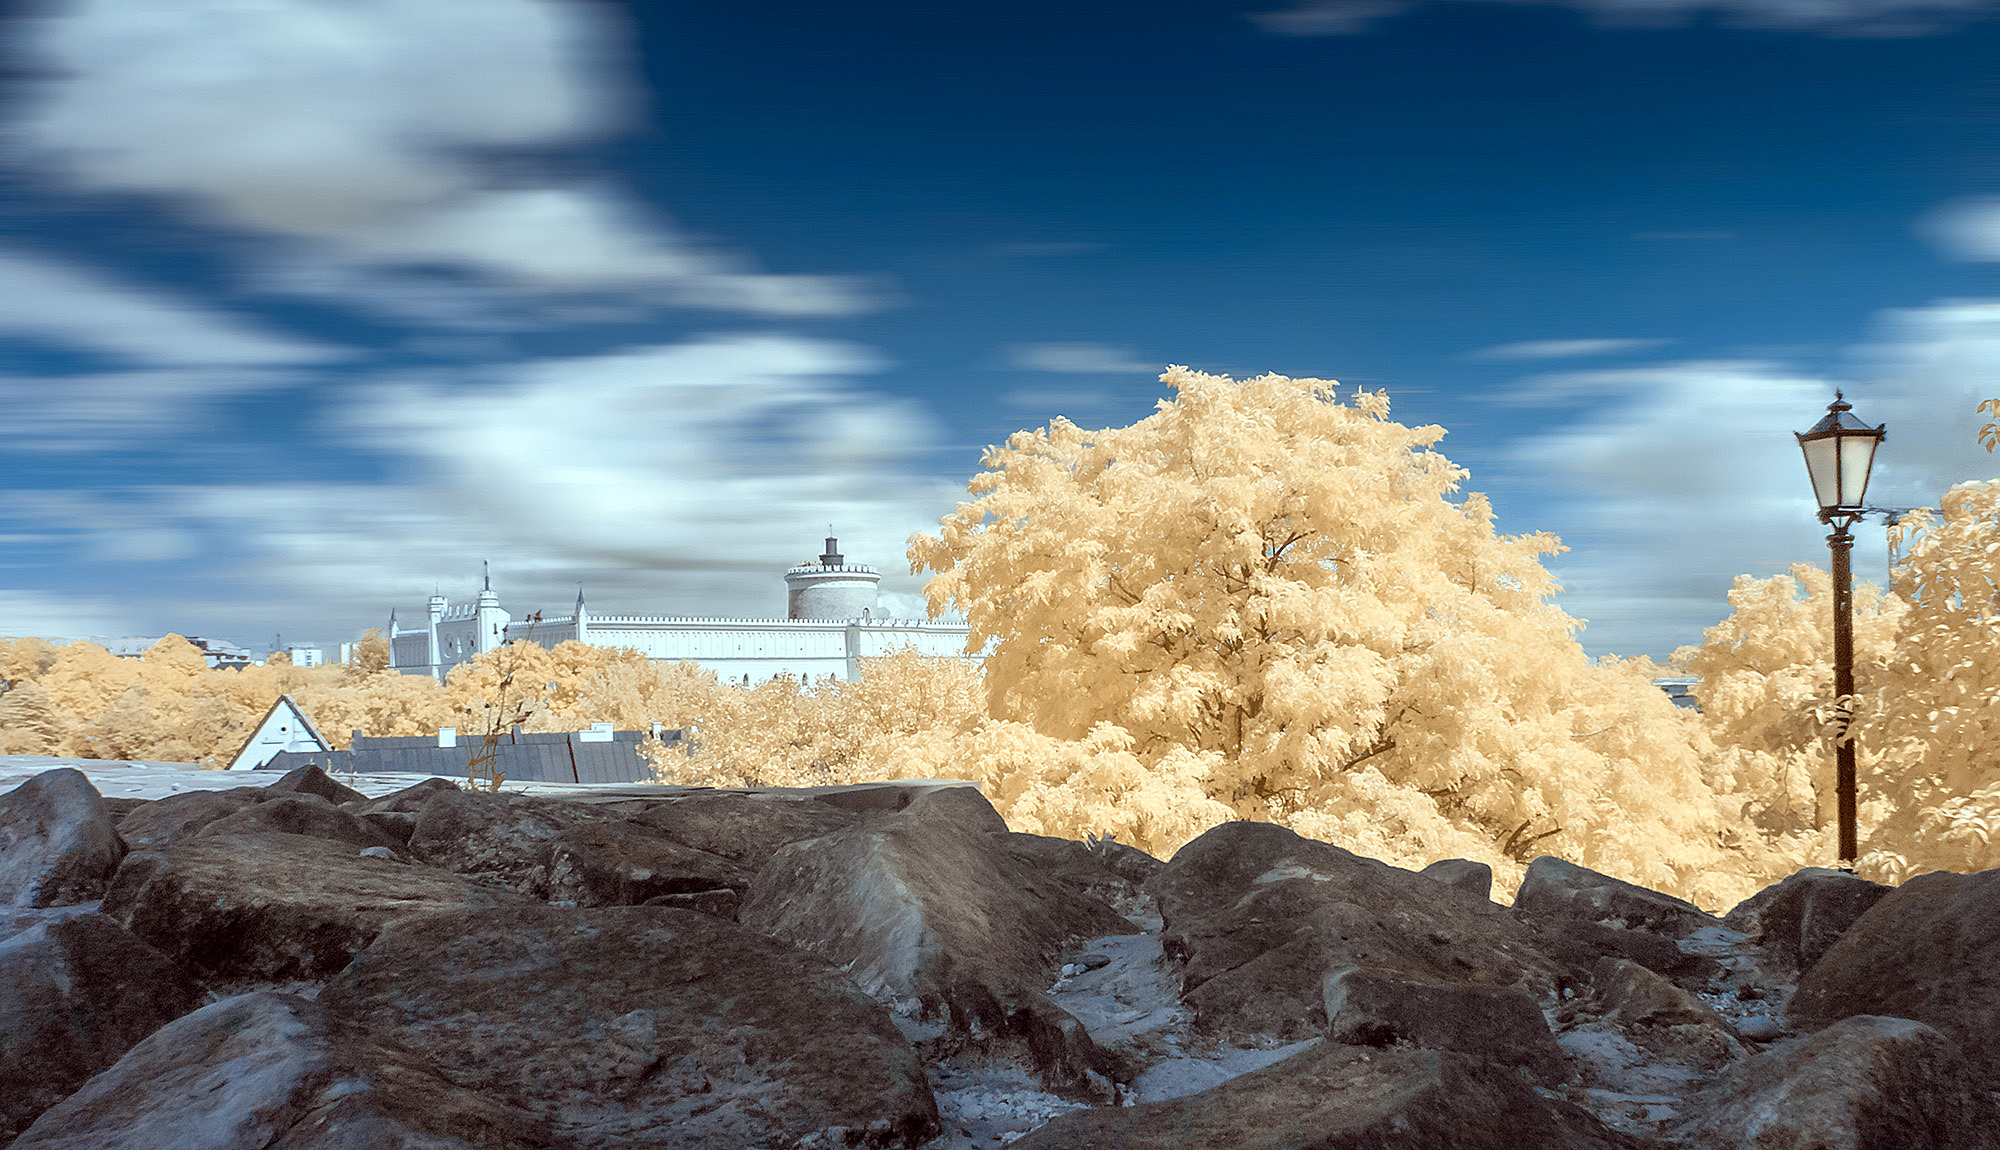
xmin=1827 ymin=519 xmax=1857 ymax=866
xmin=1795 ymin=390 xmax=1884 ymax=872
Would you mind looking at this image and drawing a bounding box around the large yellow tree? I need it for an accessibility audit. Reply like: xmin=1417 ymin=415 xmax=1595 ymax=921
xmin=909 ymin=367 xmax=1734 ymax=900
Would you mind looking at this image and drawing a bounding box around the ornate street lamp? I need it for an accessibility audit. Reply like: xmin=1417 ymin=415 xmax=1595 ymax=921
xmin=1796 ymin=392 xmax=1885 ymax=869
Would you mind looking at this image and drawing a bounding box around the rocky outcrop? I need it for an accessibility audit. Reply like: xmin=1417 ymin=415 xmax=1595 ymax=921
xmin=1515 ymin=855 xmax=1720 ymax=937
xmin=1791 ymin=868 xmax=2000 ymax=1087
xmin=628 ymin=789 xmax=868 ymax=873
xmin=115 ymin=785 xmax=266 ymax=848
xmin=0 ymin=767 xmax=124 ymax=906
xmin=261 ymin=763 xmax=368 ymax=807
xmin=1322 ymin=964 xmax=1569 ymax=1083
xmin=1145 ymin=821 xmax=1565 ymax=1041
xmin=102 ymin=831 xmax=533 ymax=982
xmin=1674 ymin=1015 xmax=2000 ymax=1150
xmin=0 ymin=913 xmax=203 ymax=1141
xmin=545 ymin=818 xmax=751 ymax=907
xmin=403 ymin=788 xmax=601 ymax=897
xmin=1420 ymin=857 xmax=1494 ymax=900
xmin=196 ymin=793 xmax=406 ymax=852
xmin=11 ymin=991 xmax=560 ymax=1149
xmin=317 ymin=903 xmax=941 ymax=1149
xmin=1734 ymin=867 xmax=1889 ymax=977
xmin=1011 ymin=1040 xmax=1640 ymax=1150
xmin=738 ymin=785 xmax=1134 ymax=1096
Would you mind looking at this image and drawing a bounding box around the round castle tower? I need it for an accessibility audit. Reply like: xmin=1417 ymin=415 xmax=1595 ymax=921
xmin=784 ymin=535 xmax=881 ymax=620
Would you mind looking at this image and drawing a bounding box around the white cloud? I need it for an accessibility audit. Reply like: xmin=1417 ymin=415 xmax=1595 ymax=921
xmin=1918 ymin=197 xmax=2000 ymax=262
xmin=1008 ymin=342 xmax=1156 ymax=374
xmin=139 ymin=334 xmax=961 ymax=627
xmin=1469 ymin=338 xmax=1671 ymax=361
xmin=0 ymin=251 xmax=340 ymax=367
xmin=1506 ymin=300 xmax=2000 ymax=657
xmin=1253 ymin=0 xmax=1997 ymax=35
xmin=8 ymin=0 xmax=869 ymax=317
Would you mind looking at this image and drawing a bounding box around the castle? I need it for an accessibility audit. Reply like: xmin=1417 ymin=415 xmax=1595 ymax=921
xmin=385 ymin=537 xmax=973 ymax=684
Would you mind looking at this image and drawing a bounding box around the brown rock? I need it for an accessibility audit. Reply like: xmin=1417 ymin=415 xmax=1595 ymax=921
xmin=1514 ymin=855 xmax=1719 ymax=937
xmin=1144 ymin=822 xmax=1565 ymax=1042
xmin=0 ymin=913 xmax=203 ymax=1142
xmin=0 ymin=768 xmax=125 ymax=907
xmin=262 ymin=763 xmax=367 ymax=807
xmin=641 ymin=887 xmax=741 ymax=919
xmin=355 ymin=776 xmax=460 ymax=815
xmin=1791 ymin=868 xmax=2000 ymax=1088
xmin=1593 ymin=957 xmax=1732 ymax=1032
xmin=998 ymin=832 xmax=1150 ymax=910
xmin=404 ymin=788 xmax=599 ymax=898
xmin=11 ymin=991 xmax=561 ymax=1149
xmin=115 ymin=786 xmax=267 ymax=848
xmin=1011 ymin=1040 xmax=1639 ymax=1150
xmin=738 ymin=797 xmax=1134 ymax=1095
xmin=101 ymin=832 xmax=533 ymax=982
xmin=197 ymin=794 xmax=405 ymax=852
xmin=1420 ymin=857 xmax=1494 ymax=901
xmin=630 ymin=789 xmax=865 ymax=874
xmin=1676 ymin=1015 xmax=2000 ymax=1150
xmin=318 ymin=904 xmax=940 ymax=1149
xmin=100 ymin=797 xmax=147 ymax=825
xmin=1743 ymin=868 xmax=1890 ymax=977
xmin=545 ymin=819 xmax=752 ymax=907
xmin=1323 ymin=965 xmax=1569 ymax=1083
xmin=1524 ymin=913 xmax=1722 ymax=991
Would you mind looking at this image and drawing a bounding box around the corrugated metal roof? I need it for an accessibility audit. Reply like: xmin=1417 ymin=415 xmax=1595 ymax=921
xmin=259 ymin=728 xmax=683 ymax=784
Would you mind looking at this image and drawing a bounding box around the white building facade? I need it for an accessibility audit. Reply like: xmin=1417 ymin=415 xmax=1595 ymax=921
xmin=387 ymin=539 xmax=973 ymax=684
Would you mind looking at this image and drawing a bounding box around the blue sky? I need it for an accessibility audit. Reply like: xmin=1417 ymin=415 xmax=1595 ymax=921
xmin=0 ymin=0 xmax=1996 ymax=657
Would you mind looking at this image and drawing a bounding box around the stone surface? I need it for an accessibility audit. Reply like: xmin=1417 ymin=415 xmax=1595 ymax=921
xmin=998 ymin=831 xmax=1151 ymax=910
xmin=1010 ymin=1039 xmax=1638 ymax=1150
xmin=102 ymin=831 xmax=533 ymax=982
xmin=738 ymin=790 xmax=1134 ymax=1094
xmin=0 ymin=913 xmax=203 ymax=1142
xmin=318 ymin=903 xmax=941 ymax=1149
xmin=197 ymin=793 xmax=406 ymax=852
xmin=1514 ymin=855 xmax=1719 ymax=937
xmin=1675 ymin=1015 xmax=2000 ymax=1150
xmin=11 ymin=991 xmax=560 ymax=1149
xmin=1791 ymin=868 xmax=2000 ymax=1087
xmin=355 ymin=776 xmax=461 ymax=814
xmin=1144 ymin=821 xmax=1565 ymax=1042
xmin=115 ymin=785 xmax=267 ymax=848
xmin=1524 ymin=913 xmax=1722 ymax=990
xmin=1593 ymin=957 xmax=1732 ymax=1032
xmin=545 ymin=818 xmax=752 ymax=907
xmin=642 ymin=887 xmax=741 ymax=919
xmin=629 ymin=790 xmax=866 ymax=874
xmin=0 ymin=768 xmax=125 ymax=907
xmin=262 ymin=763 xmax=368 ymax=807
xmin=1746 ymin=868 xmax=1890 ymax=976
xmin=1420 ymin=857 xmax=1494 ymax=901
xmin=100 ymin=797 xmax=147 ymax=825
xmin=1322 ymin=964 xmax=1568 ymax=1083
xmin=404 ymin=788 xmax=600 ymax=898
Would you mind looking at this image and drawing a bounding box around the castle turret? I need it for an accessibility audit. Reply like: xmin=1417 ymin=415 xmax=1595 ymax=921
xmin=575 ymin=586 xmax=589 ymax=642
xmin=474 ymin=562 xmax=508 ymax=654
xmin=426 ymin=590 xmax=446 ymax=677
xmin=784 ymin=534 xmax=881 ymax=620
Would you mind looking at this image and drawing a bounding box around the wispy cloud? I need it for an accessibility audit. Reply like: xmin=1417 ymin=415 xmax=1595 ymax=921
xmin=0 ymin=589 xmax=134 ymax=641
xmin=1253 ymin=0 xmax=1997 ymax=36
xmin=1468 ymin=337 xmax=1671 ymax=361
xmin=1008 ymin=342 xmax=1156 ymax=374
xmin=8 ymin=0 xmax=875 ymax=319
xmin=1917 ymin=197 xmax=2000 ymax=262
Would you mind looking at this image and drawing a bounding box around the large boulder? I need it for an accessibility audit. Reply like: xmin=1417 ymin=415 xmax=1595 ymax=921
xmin=1143 ymin=822 xmax=1565 ymax=1042
xmin=545 ymin=818 xmax=752 ymax=907
xmin=738 ymin=788 xmax=1133 ymax=1094
xmin=1322 ymin=965 xmax=1569 ymax=1083
xmin=1737 ymin=868 xmax=1890 ymax=977
xmin=1522 ymin=913 xmax=1722 ymax=991
xmin=261 ymin=763 xmax=367 ymax=807
xmin=403 ymin=788 xmax=602 ymax=898
xmin=101 ymin=832 xmax=534 ymax=982
xmin=1514 ymin=855 xmax=1719 ymax=937
xmin=0 ymin=768 xmax=125 ymax=907
xmin=317 ymin=904 xmax=941 ymax=1149
xmin=0 ymin=913 xmax=203 ymax=1142
xmin=1010 ymin=1039 xmax=1639 ymax=1150
xmin=115 ymin=786 xmax=267 ymax=848
xmin=630 ymin=789 xmax=870 ymax=874
xmin=11 ymin=991 xmax=560 ymax=1149
xmin=1674 ymin=1015 xmax=2000 ymax=1150
xmin=1420 ymin=858 xmax=1494 ymax=901
xmin=196 ymin=794 xmax=405 ymax=852
xmin=1791 ymin=868 xmax=2000 ymax=1087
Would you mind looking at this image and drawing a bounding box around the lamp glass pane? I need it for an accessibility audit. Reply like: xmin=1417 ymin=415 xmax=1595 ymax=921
xmin=1801 ymin=436 xmax=1842 ymax=510
xmin=1839 ymin=434 xmax=1879 ymax=509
